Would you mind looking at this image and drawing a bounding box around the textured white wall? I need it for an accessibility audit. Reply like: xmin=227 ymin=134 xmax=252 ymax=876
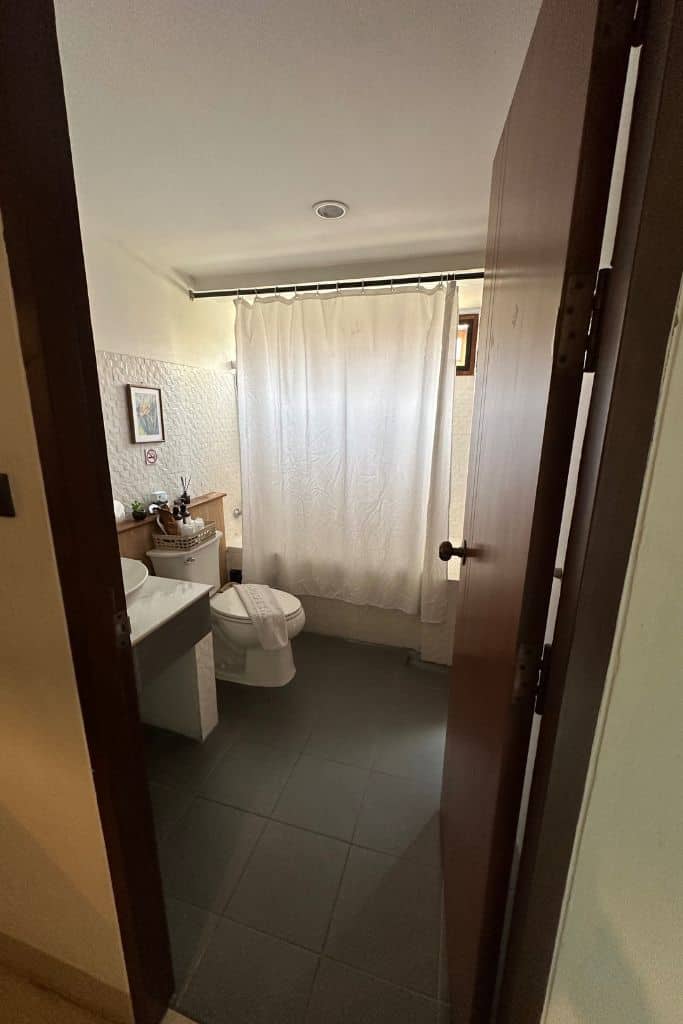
xmin=96 ymin=351 xmax=242 ymax=539
xmin=450 ymin=375 xmax=475 ymax=545
xmin=543 ymin=284 xmax=683 ymax=1024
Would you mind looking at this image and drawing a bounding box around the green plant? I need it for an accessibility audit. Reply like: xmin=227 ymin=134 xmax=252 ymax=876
xmin=131 ymin=500 xmax=145 ymax=512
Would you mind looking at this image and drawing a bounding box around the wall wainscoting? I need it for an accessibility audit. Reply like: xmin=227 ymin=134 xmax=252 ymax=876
xmin=96 ymin=350 xmax=241 ymax=528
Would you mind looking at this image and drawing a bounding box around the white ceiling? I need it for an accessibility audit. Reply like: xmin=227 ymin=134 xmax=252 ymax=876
xmin=55 ymin=0 xmax=540 ymax=288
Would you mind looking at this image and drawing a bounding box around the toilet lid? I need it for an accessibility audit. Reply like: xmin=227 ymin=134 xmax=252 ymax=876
xmin=211 ymin=586 xmax=302 ymax=622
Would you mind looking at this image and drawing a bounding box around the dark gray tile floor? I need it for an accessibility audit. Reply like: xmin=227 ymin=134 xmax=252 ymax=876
xmin=146 ymin=632 xmax=451 ymax=1023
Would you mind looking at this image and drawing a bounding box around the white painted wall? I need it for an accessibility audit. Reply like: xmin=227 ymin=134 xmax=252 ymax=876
xmin=83 ymin=233 xmax=235 ymax=370
xmin=0 ymin=230 xmax=129 ymax=998
xmin=543 ymin=284 xmax=683 ymax=1024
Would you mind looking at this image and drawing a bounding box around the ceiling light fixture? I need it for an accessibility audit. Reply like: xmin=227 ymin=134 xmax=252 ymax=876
xmin=313 ymin=200 xmax=349 ymax=220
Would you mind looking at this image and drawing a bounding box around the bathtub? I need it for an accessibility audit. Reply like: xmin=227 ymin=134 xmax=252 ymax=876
xmin=225 ymin=533 xmax=458 ymax=665
xmin=226 ymin=532 xmax=243 ymax=573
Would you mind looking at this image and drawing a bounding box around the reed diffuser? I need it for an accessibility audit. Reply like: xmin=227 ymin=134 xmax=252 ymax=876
xmin=180 ymin=475 xmax=191 ymax=504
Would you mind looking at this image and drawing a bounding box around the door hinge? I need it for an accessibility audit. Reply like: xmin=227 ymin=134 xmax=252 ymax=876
xmin=114 ymin=609 xmax=132 ymax=649
xmin=512 ymin=643 xmax=542 ymax=705
xmin=631 ymin=0 xmax=649 ymax=47
xmin=555 ymin=274 xmax=595 ymax=372
xmin=584 ymin=267 xmax=611 ymax=372
xmin=534 ymin=643 xmax=553 ymax=715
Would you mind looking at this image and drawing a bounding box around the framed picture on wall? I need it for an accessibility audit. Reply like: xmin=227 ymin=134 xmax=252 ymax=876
xmin=127 ymin=385 xmax=165 ymax=443
xmin=456 ymin=313 xmax=479 ymax=375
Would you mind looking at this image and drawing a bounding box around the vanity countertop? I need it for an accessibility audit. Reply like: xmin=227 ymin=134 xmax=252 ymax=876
xmin=128 ymin=575 xmax=212 ymax=645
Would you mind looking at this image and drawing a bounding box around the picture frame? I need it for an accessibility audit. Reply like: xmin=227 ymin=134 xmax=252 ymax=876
xmin=456 ymin=313 xmax=479 ymax=375
xmin=127 ymin=384 xmax=165 ymax=443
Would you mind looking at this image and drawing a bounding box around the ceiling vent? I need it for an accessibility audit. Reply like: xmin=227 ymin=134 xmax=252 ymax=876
xmin=313 ymin=200 xmax=348 ymax=220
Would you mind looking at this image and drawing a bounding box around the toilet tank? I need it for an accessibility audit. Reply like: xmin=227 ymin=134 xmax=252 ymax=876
xmin=147 ymin=531 xmax=222 ymax=593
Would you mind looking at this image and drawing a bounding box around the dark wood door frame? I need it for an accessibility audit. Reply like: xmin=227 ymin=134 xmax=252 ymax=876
xmin=0 ymin=3 xmax=173 ymax=1022
xmin=499 ymin=1 xmax=683 ymax=1019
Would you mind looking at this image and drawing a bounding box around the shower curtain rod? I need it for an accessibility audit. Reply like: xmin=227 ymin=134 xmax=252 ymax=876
xmin=188 ymin=270 xmax=484 ymax=300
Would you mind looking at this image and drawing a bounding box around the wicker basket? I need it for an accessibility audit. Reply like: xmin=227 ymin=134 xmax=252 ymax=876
xmin=152 ymin=521 xmax=217 ymax=551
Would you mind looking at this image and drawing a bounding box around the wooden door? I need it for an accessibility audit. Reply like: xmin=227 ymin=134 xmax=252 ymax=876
xmin=499 ymin=1 xmax=683 ymax=1018
xmin=440 ymin=1 xmax=637 ymax=1020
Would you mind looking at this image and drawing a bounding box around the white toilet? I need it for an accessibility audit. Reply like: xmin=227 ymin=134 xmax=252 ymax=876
xmin=211 ymin=586 xmax=305 ymax=687
xmin=147 ymin=532 xmax=305 ymax=687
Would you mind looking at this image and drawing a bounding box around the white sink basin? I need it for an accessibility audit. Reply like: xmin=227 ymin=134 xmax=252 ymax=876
xmin=121 ymin=557 xmax=149 ymax=600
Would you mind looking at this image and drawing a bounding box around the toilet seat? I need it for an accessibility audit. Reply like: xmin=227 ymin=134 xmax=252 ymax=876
xmin=211 ymin=586 xmax=302 ymax=623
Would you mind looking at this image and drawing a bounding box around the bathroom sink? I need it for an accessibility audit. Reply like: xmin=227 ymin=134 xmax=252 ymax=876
xmin=121 ymin=557 xmax=148 ymax=600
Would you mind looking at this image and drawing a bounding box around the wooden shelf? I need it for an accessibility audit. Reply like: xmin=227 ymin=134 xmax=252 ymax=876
xmin=116 ymin=491 xmax=227 ymax=533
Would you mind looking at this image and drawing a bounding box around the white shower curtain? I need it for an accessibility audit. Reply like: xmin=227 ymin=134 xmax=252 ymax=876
xmin=236 ymin=284 xmax=457 ymax=622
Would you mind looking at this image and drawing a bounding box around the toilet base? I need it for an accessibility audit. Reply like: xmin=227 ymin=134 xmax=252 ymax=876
xmin=214 ymin=640 xmax=296 ymax=687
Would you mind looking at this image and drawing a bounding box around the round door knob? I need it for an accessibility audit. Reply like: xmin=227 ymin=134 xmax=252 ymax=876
xmin=439 ymin=540 xmax=468 ymax=564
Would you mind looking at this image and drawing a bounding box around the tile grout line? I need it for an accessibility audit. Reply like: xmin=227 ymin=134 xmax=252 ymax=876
xmin=171 ymin=900 xmax=222 ymax=1009
xmin=175 ymin=912 xmax=446 ymax=1007
xmin=204 ymin=725 xmax=357 ymax=1016
xmin=172 ymin=773 xmax=444 ymax=867
xmin=304 ymin=957 xmax=324 ymax=1020
xmin=209 ymin=729 xmax=314 ymax=952
xmin=266 ymin=720 xmax=314 ymax=822
xmin=175 ymin=917 xmax=321 ymax=1020
xmin=349 ymin=740 xmax=384 ymax=848
xmin=148 ymin=719 xmax=246 ymax=810
xmin=298 ymin=694 xmax=377 ymax=1018
xmin=301 ymin=751 xmax=379 ymax=1014
xmin=169 ymin=803 xmax=270 ymax=1009
xmin=163 ymin=811 xmax=444 ymax=987
xmin=156 ymin=641 xmax=449 ymax=1019
xmin=303 ymin=838 xmax=353 ymax=1017
xmin=192 ymin=724 xmax=246 ymax=793
xmin=170 ymin=893 xmax=443 ymax=1015
xmin=437 ymin=882 xmax=447 ymax=1012
xmin=322 ymin=949 xmax=442 ymax=1003
xmin=215 ymin=812 xmax=269 ymax=917
xmin=191 ymin=798 xmax=443 ymax=873
xmin=216 ymin=914 xmax=323 ymax=958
